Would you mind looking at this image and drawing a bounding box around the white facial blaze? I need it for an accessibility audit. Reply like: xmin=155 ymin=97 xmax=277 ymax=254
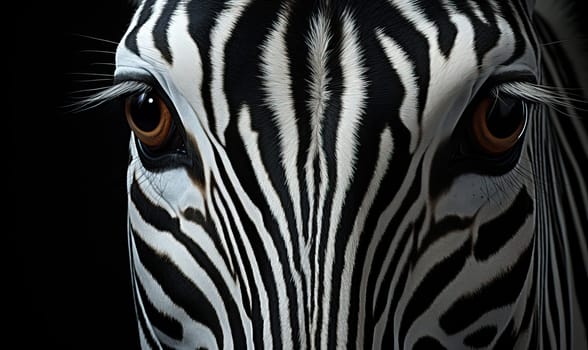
xmin=305 ymin=11 xmax=332 ymax=227
xmin=306 ymin=12 xmax=332 ymax=165
xmin=305 ymin=12 xmax=332 ymax=336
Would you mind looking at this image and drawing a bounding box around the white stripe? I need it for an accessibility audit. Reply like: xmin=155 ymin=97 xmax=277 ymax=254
xmin=467 ymin=0 xmax=490 ymax=25
xmin=129 ymin=201 xmax=233 ymax=349
xmin=320 ymin=9 xmax=367 ymax=348
xmin=376 ymin=29 xmax=419 ymax=153
xmin=259 ymin=4 xmax=310 ymax=347
xmin=166 ymin=2 xmax=209 ymax=134
xmin=131 ymin=235 xmax=219 ymax=349
xmin=305 ymin=12 xmax=333 ymax=340
xmin=211 ymin=187 xmax=249 ymax=306
xmin=237 ymin=104 xmax=293 ymax=349
xmin=134 ymin=0 xmax=168 ymax=66
xmin=137 ymin=321 xmax=155 ymax=350
xmin=336 ymin=127 xmax=394 ymax=348
xmin=210 ymin=0 xmax=252 ymax=144
xmin=208 ymin=179 xmax=272 ymax=350
xmin=306 ymin=11 xmax=332 ymax=165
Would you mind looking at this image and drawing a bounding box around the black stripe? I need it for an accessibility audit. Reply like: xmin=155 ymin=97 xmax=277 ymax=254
xmin=210 ymin=172 xmax=266 ymax=349
xmin=186 ymin=0 xmax=226 ymax=140
xmin=125 ymin=0 xmax=155 ymax=56
xmin=539 ymin=32 xmax=587 ymax=335
xmin=208 ymin=186 xmax=253 ymax=319
xmin=450 ymin=0 xmax=500 ymax=67
xmin=360 ymin=163 xmax=422 ymax=348
xmin=373 ymin=224 xmax=413 ymax=323
xmin=413 ymin=336 xmax=447 ymax=350
xmin=212 ymin=148 xmax=283 ymax=349
xmin=548 ymin=164 xmax=573 ymax=345
xmin=327 ymin=5 xmax=415 ymax=347
xmin=382 ymin=263 xmax=410 ymax=347
xmin=377 ymin=1 xmax=430 ymax=124
xmin=463 ymin=325 xmax=498 ymax=348
xmin=398 ymin=237 xmax=472 ymax=347
xmin=474 ymin=188 xmax=534 ymax=261
xmin=496 ymin=2 xmax=526 ymax=67
xmin=513 ymin=0 xmax=539 ymax=60
xmin=528 ymin=309 xmax=538 ymax=350
xmin=413 ymin=0 xmax=457 ymax=58
xmin=518 ymin=267 xmax=537 ymax=336
xmin=152 ymin=0 xmax=181 ymax=64
xmin=287 ymin=0 xmax=317 ymax=250
xmin=440 ymin=239 xmax=534 ymax=334
xmin=182 ymin=206 xmax=234 ymax=279
xmin=131 ymin=253 xmax=162 ymax=349
xmin=135 ymin=272 xmax=183 ymax=341
xmin=492 ymin=319 xmax=516 ymax=349
xmin=225 ymin=2 xmax=306 ymax=344
xmin=130 ymin=179 xmax=247 ymax=347
xmin=418 ymin=215 xmax=474 ymax=262
xmin=546 ymin=266 xmax=562 ymax=345
xmin=132 ymin=228 xmax=224 ymax=348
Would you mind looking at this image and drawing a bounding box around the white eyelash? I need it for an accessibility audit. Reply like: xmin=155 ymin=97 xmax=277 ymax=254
xmin=494 ymin=81 xmax=587 ymax=113
xmin=67 ymin=80 xmax=151 ymax=113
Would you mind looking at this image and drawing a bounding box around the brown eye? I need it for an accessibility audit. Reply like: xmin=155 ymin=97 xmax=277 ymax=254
xmin=125 ymin=91 xmax=172 ymax=150
xmin=470 ymin=95 xmax=527 ymax=155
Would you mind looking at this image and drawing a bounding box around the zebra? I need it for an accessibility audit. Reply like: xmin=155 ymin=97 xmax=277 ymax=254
xmin=80 ymin=0 xmax=588 ymax=348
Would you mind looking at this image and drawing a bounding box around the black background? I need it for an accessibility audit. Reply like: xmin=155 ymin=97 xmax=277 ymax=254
xmin=12 ymin=1 xmax=139 ymax=348
xmin=9 ymin=1 xmax=588 ymax=349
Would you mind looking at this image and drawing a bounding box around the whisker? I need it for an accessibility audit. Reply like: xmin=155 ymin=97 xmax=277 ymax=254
xmin=66 ymin=72 xmax=114 ymax=77
xmin=79 ymin=49 xmax=117 ymax=55
xmin=540 ymin=36 xmax=588 ymax=47
xmin=90 ymin=62 xmax=117 ymax=67
xmin=74 ymin=78 xmax=115 ymax=83
xmin=69 ymin=33 xmax=119 ymax=45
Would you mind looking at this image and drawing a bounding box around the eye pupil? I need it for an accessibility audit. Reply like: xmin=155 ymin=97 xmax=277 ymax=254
xmin=470 ymin=94 xmax=527 ymax=156
xmin=129 ymin=92 xmax=161 ymax=132
xmin=486 ymin=97 xmax=524 ymax=139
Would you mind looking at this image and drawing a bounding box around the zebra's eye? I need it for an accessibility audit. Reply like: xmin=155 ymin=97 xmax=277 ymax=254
xmin=470 ymin=95 xmax=527 ymax=155
xmin=125 ymin=91 xmax=173 ymax=151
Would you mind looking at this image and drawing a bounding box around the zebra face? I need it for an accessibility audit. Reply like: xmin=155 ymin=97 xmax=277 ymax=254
xmin=113 ymin=0 xmax=545 ymax=348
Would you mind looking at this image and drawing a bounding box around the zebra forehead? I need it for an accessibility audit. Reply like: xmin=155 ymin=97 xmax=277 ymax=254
xmin=123 ymin=0 xmax=530 ymax=62
xmin=121 ymin=0 xmax=532 ymax=103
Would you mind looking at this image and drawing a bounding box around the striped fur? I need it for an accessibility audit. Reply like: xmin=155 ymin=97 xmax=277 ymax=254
xmin=97 ymin=0 xmax=588 ymax=348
